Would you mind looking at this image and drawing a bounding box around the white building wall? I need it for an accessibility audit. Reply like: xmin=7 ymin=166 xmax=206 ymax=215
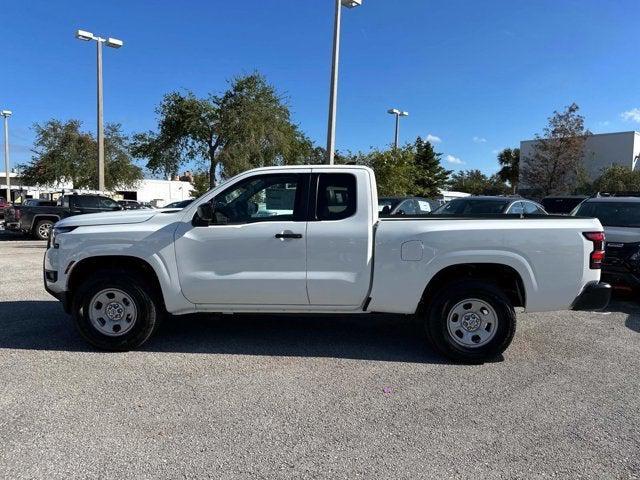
xmin=130 ymin=179 xmax=195 ymax=207
xmin=1 ymin=173 xmax=195 ymax=207
xmin=520 ymin=131 xmax=640 ymax=182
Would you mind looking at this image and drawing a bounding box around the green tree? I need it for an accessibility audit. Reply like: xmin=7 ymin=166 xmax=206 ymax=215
xmin=521 ymin=103 xmax=590 ymax=196
xmin=101 ymin=124 xmax=144 ymax=190
xmin=131 ymin=73 xmax=313 ymax=187
xmin=593 ymin=165 xmax=640 ymax=193
xmin=190 ymin=170 xmax=211 ymax=198
xmin=449 ymin=169 xmax=509 ymax=195
xmin=413 ymin=137 xmax=451 ymax=197
xmin=343 ymin=146 xmax=416 ymax=196
xmin=497 ymin=147 xmax=520 ymax=194
xmin=20 ymin=119 xmax=142 ymax=190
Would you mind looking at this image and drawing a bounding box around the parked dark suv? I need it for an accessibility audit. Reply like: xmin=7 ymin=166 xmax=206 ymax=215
xmin=572 ymin=196 xmax=640 ymax=290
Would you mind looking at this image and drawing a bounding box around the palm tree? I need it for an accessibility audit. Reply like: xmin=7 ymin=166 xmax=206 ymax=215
xmin=497 ymin=148 xmax=520 ymax=194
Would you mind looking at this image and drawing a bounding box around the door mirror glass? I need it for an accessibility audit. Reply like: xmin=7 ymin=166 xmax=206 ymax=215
xmin=196 ymin=202 xmax=214 ymax=222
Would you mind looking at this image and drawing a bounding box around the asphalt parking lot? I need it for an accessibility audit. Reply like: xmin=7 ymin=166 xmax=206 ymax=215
xmin=0 ymin=231 xmax=639 ymax=479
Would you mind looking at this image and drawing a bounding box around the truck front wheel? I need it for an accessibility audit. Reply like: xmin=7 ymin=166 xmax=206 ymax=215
xmin=71 ymin=269 xmax=161 ymax=351
xmin=33 ymin=219 xmax=54 ymax=240
xmin=422 ymin=280 xmax=516 ymax=363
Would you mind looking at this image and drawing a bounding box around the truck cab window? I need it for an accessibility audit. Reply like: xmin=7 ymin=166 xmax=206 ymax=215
xmin=316 ymin=173 xmax=356 ymax=221
xmin=212 ymin=174 xmax=304 ymax=224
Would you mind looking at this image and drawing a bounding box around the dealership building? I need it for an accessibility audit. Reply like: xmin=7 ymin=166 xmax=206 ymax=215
xmin=520 ymin=131 xmax=640 ymax=181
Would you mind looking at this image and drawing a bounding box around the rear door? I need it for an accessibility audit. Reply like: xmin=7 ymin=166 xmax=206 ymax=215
xmin=306 ymin=169 xmax=374 ymax=306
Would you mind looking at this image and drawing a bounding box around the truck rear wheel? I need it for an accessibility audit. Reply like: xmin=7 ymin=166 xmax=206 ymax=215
xmin=422 ymin=280 xmax=516 ymax=363
xmin=71 ymin=269 xmax=161 ymax=351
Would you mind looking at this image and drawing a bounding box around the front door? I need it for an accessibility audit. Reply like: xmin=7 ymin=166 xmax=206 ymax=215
xmin=174 ymin=172 xmax=310 ymax=305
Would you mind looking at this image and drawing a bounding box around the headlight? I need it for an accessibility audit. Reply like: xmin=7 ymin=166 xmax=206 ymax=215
xmin=51 ymin=225 xmax=77 ymax=248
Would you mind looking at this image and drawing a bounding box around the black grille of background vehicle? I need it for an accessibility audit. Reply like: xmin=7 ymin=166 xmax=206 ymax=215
xmin=604 ymin=241 xmax=640 ymax=270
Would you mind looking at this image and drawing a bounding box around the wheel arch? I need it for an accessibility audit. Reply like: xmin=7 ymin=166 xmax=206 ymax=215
xmin=31 ymin=214 xmax=61 ymax=231
xmin=67 ymin=255 xmax=167 ymax=311
xmin=420 ymin=263 xmax=527 ymax=310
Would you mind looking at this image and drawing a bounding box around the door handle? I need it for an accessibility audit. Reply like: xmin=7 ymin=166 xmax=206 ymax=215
xmin=275 ymin=232 xmax=303 ymax=239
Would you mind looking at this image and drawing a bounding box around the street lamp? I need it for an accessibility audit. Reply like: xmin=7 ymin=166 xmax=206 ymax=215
xmin=1 ymin=110 xmax=11 ymax=203
xmin=326 ymin=0 xmax=362 ymax=165
xmin=387 ymin=108 xmax=409 ymax=149
xmin=75 ymin=29 xmax=124 ymax=191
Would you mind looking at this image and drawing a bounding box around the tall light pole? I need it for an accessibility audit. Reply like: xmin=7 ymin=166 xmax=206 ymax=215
xmin=387 ymin=108 xmax=409 ymax=149
xmin=326 ymin=0 xmax=362 ymax=165
xmin=1 ymin=110 xmax=11 ymax=202
xmin=75 ymin=29 xmax=124 ymax=191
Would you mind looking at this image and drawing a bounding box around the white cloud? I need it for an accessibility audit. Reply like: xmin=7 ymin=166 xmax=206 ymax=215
xmin=599 ymin=120 xmax=611 ymax=127
xmin=492 ymin=149 xmax=501 ymax=154
xmin=473 ymin=136 xmax=487 ymax=143
xmin=446 ymin=154 xmax=464 ymax=165
xmin=621 ymin=108 xmax=640 ymax=123
xmin=425 ymin=133 xmax=442 ymax=144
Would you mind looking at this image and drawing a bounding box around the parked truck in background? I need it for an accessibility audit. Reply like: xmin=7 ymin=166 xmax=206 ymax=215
xmin=5 ymin=194 xmax=121 ymax=240
xmin=44 ymin=166 xmax=611 ymax=362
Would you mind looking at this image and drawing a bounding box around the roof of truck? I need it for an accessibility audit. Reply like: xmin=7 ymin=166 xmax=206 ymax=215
xmin=583 ymin=196 xmax=640 ymax=203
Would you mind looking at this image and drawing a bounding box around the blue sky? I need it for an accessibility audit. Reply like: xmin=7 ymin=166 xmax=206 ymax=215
xmin=2 ymin=0 xmax=640 ymax=175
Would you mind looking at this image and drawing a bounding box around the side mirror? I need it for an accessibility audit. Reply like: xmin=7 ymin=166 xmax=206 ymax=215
xmin=196 ymin=202 xmax=214 ymax=222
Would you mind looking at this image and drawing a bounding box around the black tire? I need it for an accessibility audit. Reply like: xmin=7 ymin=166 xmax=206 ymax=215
xmin=71 ymin=269 xmax=162 ymax=351
xmin=33 ymin=219 xmax=54 ymax=240
xmin=422 ymin=280 xmax=516 ymax=363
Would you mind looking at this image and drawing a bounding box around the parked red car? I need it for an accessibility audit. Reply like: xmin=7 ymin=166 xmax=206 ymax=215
xmin=0 ymin=197 xmax=10 ymax=219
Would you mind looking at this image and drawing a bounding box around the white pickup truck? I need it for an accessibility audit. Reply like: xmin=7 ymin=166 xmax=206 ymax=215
xmin=44 ymin=165 xmax=611 ymax=362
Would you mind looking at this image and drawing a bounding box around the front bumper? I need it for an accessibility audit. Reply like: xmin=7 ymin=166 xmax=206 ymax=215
xmin=44 ymin=276 xmax=71 ymax=313
xmin=601 ymin=267 xmax=640 ymax=289
xmin=3 ymin=221 xmax=20 ymax=231
xmin=43 ymin=247 xmax=72 ymax=314
xmin=571 ymin=281 xmax=612 ymax=311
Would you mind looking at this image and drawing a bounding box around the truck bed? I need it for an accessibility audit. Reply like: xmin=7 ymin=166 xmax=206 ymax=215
xmin=370 ymin=215 xmax=603 ymax=314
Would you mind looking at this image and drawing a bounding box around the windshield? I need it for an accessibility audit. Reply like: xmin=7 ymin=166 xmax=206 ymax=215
xmin=574 ymin=201 xmax=640 ymax=227
xmin=433 ymin=198 xmax=510 ymax=215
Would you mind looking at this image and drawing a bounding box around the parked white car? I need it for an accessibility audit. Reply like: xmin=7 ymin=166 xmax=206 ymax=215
xmin=44 ymin=165 xmax=610 ymax=362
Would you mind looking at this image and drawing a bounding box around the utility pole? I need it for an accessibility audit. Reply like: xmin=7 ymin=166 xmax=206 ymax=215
xmin=1 ymin=110 xmax=11 ymax=202
xmin=326 ymin=0 xmax=362 ymax=164
xmin=76 ymin=30 xmax=124 ymax=191
xmin=387 ymin=109 xmax=409 ymax=149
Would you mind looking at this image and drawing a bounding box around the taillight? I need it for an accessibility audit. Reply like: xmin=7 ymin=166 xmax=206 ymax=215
xmin=14 ymin=208 xmax=21 ymax=220
xmin=583 ymin=231 xmax=605 ymax=269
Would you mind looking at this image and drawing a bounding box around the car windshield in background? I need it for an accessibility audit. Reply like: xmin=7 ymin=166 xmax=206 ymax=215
xmin=377 ymin=198 xmax=401 ymax=212
xmin=433 ymin=199 xmax=509 ymax=215
xmin=76 ymin=196 xmax=120 ymax=209
xmin=575 ymin=201 xmax=640 ymax=227
xmin=165 ymin=199 xmax=193 ymax=209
